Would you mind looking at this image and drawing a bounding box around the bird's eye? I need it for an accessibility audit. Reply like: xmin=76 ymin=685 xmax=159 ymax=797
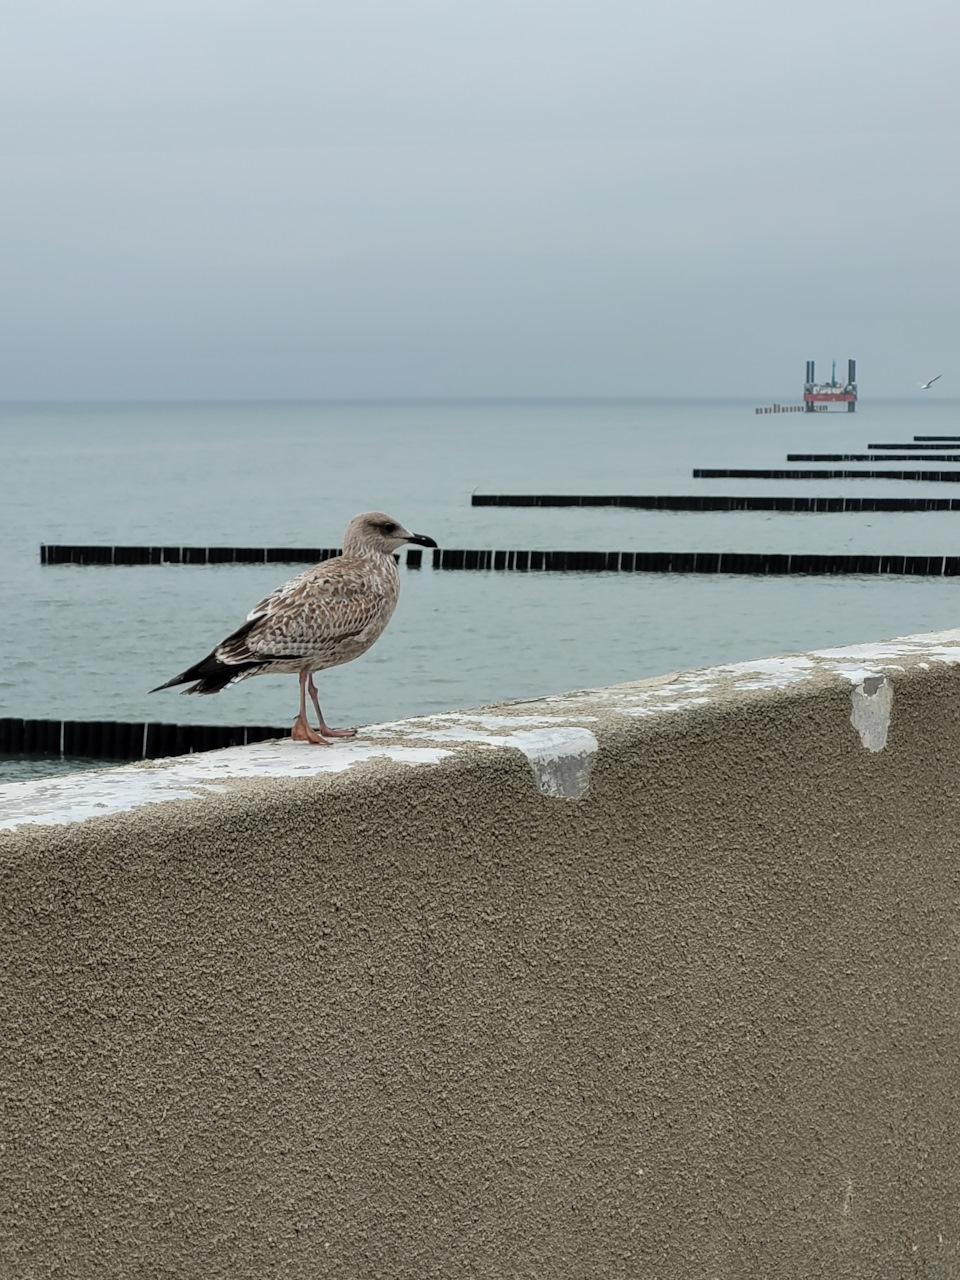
xmin=380 ymin=523 xmax=398 ymax=535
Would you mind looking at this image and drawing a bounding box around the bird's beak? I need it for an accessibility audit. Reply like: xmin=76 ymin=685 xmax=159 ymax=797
xmin=405 ymin=532 xmax=438 ymax=548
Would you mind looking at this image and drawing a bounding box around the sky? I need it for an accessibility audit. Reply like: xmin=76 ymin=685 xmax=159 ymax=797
xmin=1 ymin=0 xmax=958 ymax=401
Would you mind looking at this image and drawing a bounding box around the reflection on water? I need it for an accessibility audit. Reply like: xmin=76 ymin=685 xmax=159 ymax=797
xmin=0 ymin=755 xmax=113 ymax=784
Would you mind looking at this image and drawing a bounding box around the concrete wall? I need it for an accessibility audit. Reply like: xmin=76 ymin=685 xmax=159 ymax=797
xmin=3 ymin=630 xmax=960 ymax=1278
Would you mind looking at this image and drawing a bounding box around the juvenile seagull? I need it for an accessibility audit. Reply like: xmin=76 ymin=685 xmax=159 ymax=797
xmin=920 ymin=375 xmax=942 ymax=389
xmin=151 ymin=512 xmax=437 ymax=744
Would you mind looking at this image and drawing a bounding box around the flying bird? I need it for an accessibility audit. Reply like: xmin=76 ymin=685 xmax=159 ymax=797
xmin=151 ymin=512 xmax=438 ymax=744
xmin=920 ymin=375 xmax=942 ymax=390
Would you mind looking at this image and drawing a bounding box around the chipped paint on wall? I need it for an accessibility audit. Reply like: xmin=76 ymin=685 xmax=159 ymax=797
xmin=506 ymin=727 xmax=599 ymax=799
xmin=850 ymin=675 xmax=893 ymax=752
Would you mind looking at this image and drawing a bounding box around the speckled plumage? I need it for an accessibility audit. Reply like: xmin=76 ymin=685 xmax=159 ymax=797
xmin=151 ymin=513 xmax=438 ymax=740
xmin=212 ymin=548 xmax=402 ymax=682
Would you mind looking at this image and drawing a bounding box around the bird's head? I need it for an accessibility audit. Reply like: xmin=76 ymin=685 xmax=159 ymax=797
xmin=343 ymin=511 xmax=438 ymax=556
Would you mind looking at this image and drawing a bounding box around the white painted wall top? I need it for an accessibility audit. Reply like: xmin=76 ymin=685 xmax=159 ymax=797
xmin=3 ymin=628 xmax=958 ymax=831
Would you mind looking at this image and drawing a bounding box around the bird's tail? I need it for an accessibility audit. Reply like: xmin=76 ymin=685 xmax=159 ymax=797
xmin=152 ymin=665 xmax=240 ymax=696
xmin=149 ymin=650 xmax=262 ymax=695
xmin=150 ymin=618 xmax=266 ymax=695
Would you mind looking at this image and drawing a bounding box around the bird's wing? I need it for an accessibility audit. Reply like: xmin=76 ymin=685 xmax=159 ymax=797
xmin=243 ymin=570 xmax=316 ymax=624
xmin=217 ymin=558 xmax=394 ymax=664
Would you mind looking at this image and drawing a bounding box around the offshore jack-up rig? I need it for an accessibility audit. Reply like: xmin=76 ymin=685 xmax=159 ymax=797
xmin=804 ymin=359 xmax=857 ymax=412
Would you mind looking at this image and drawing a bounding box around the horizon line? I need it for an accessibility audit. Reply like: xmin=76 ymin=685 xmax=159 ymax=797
xmin=0 ymin=394 xmax=955 ymax=408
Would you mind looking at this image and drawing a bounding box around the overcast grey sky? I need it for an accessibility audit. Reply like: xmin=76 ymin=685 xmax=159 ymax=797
xmin=1 ymin=0 xmax=957 ymax=400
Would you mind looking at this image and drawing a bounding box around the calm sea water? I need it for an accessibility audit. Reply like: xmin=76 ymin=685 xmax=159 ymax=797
xmin=2 ymin=397 xmax=959 ymax=780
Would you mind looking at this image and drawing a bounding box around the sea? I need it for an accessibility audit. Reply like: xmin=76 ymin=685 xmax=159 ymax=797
xmin=2 ymin=397 xmax=959 ymax=782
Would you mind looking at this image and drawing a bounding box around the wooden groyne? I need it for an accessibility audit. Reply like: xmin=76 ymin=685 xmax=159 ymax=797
xmin=40 ymin=546 xmax=417 ymax=567
xmin=470 ymin=495 xmax=960 ymax=512
xmin=431 ymin=550 xmax=960 ymax=575
xmin=693 ymin=468 xmax=960 ymax=482
xmin=41 ymin=546 xmax=343 ymax=566
xmin=787 ymin=454 xmax=960 ymax=463
xmin=0 ymin=719 xmax=287 ymax=760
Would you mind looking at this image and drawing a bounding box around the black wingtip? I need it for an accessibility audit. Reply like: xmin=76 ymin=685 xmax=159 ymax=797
xmin=149 ymin=675 xmax=183 ymax=694
xmin=150 ymin=619 xmax=264 ymax=697
xmin=149 ymin=660 xmax=211 ymax=695
xmin=150 ymin=654 xmax=263 ymax=697
xmin=149 ymin=670 xmax=235 ymax=696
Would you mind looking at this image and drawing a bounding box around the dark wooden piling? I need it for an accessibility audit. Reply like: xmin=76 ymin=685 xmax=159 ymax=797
xmin=424 ymin=549 xmax=960 ymax=577
xmin=1 ymin=719 xmax=289 ymax=762
xmin=787 ymin=455 xmax=960 ymax=463
xmin=39 ymin=546 xmax=407 ymax=567
xmin=693 ymin=468 xmax=960 ymax=482
xmin=470 ymin=494 xmax=960 ymax=512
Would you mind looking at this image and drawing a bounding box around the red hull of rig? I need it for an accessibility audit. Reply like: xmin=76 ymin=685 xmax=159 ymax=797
xmin=804 ymin=359 xmax=857 ymax=411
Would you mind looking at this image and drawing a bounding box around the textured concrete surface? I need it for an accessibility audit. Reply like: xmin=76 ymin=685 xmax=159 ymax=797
xmin=3 ymin=631 xmax=960 ymax=1278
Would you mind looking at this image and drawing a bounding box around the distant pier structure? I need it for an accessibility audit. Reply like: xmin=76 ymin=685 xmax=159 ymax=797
xmin=805 ymin=359 xmax=857 ymax=412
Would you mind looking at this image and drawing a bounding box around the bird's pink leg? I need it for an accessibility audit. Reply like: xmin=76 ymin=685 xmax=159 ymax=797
xmin=291 ymin=668 xmax=328 ymax=744
xmin=307 ymin=672 xmax=357 ymax=738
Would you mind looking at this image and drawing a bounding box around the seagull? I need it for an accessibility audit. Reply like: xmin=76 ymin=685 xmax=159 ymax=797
xmin=920 ymin=375 xmax=942 ymax=390
xmin=150 ymin=512 xmax=438 ymax=744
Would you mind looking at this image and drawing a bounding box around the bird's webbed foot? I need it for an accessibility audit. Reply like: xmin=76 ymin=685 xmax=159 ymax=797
xmin=291 ymin=714 xmax=330 ymax=745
